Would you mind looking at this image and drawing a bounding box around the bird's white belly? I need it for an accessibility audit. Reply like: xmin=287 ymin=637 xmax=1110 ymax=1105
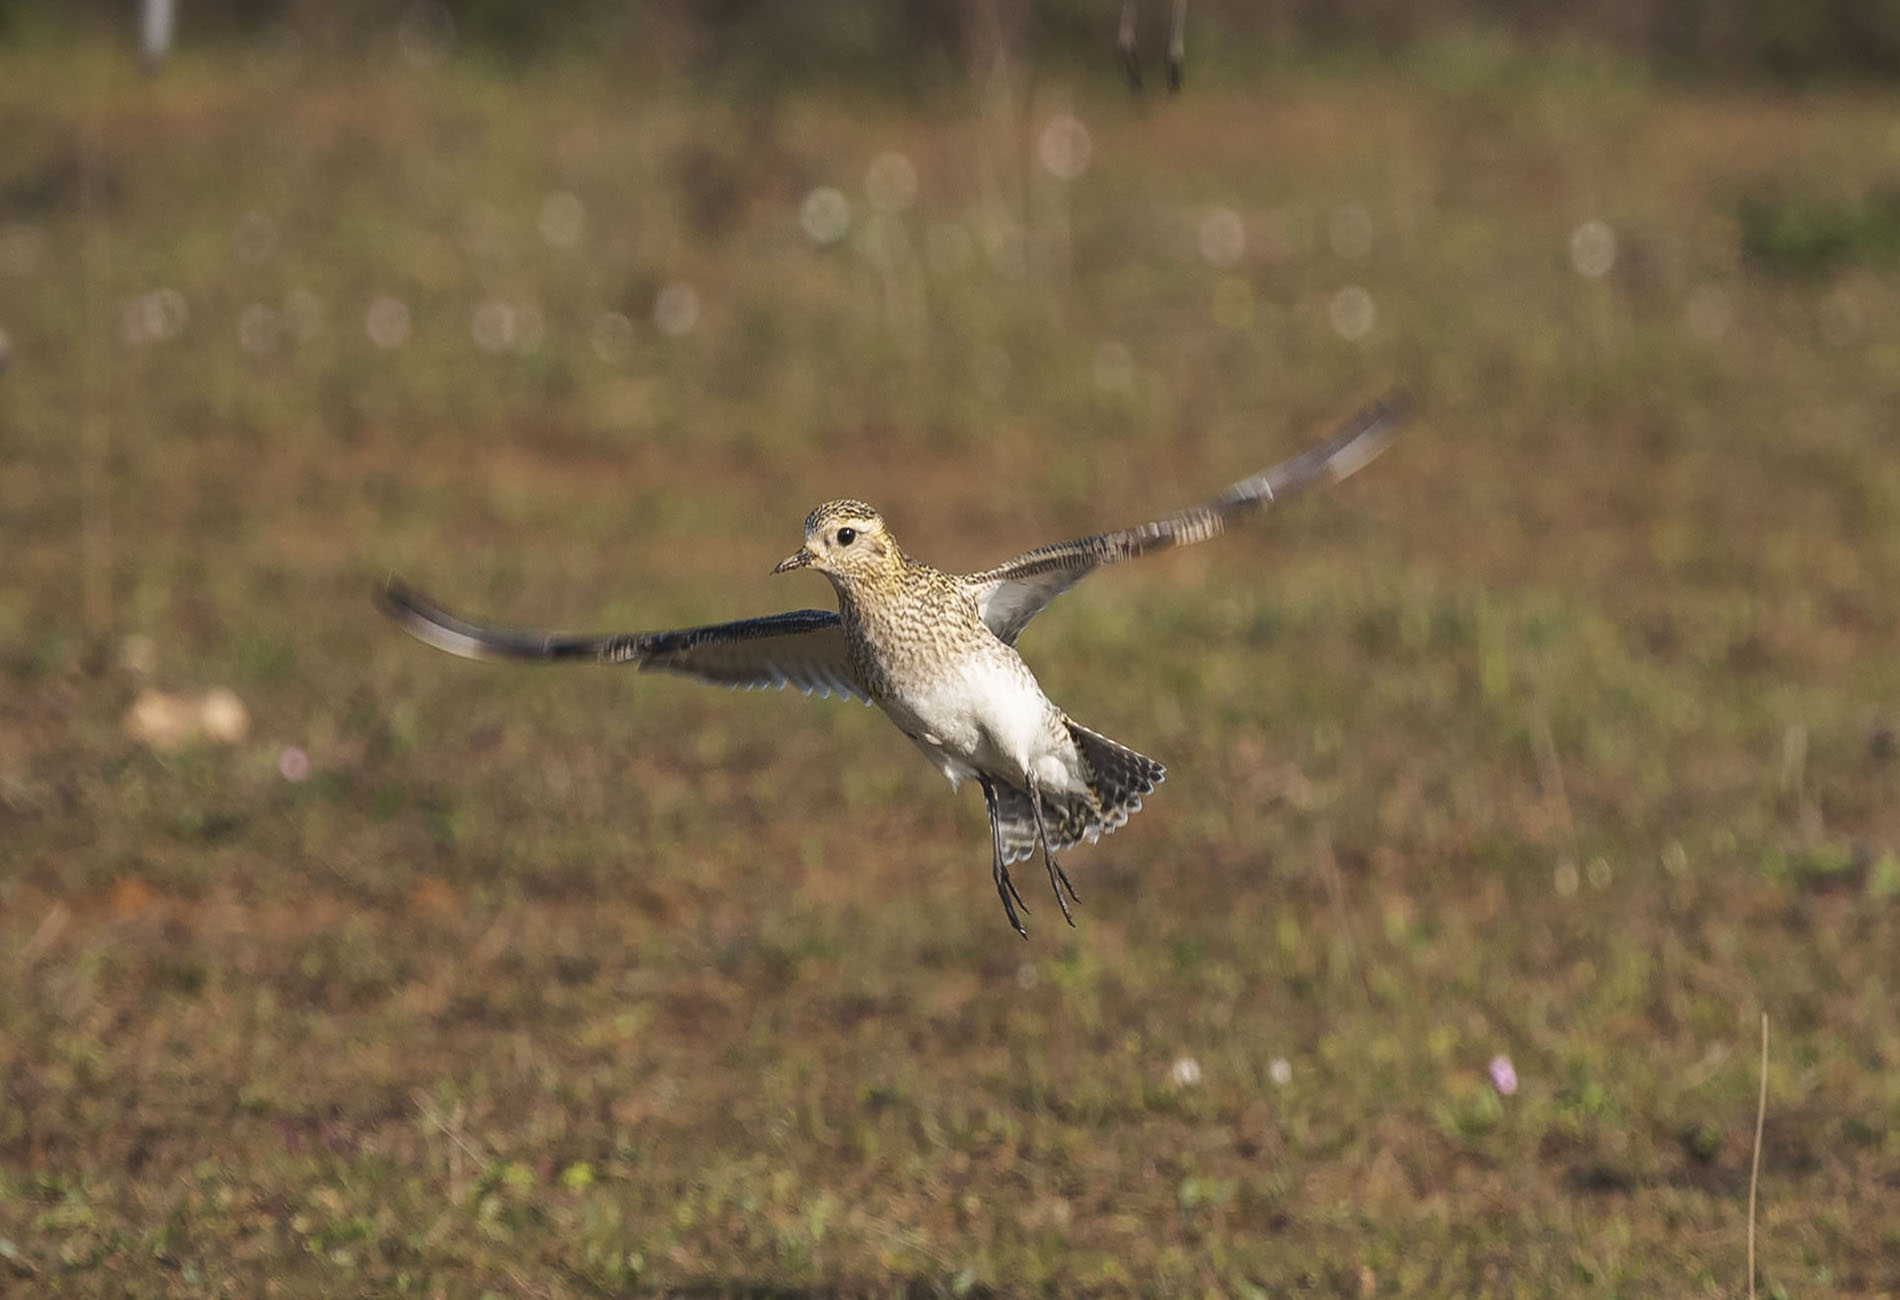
xmin=883 ymin=655 xmax=1085 ymax=796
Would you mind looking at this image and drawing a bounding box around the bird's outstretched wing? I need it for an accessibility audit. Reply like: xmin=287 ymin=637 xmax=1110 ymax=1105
xmin=376 ymin=579 xmax=869 ymax=702
xmin=962 ymin=391 xmax=1408 ymax=645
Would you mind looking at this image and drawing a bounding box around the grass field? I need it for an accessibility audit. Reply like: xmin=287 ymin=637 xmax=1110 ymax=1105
xmin=3 ymin=36 xmax=1900 ymax=1296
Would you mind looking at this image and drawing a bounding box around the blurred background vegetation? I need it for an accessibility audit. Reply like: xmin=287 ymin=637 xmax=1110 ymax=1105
xmin=12 ymin=0 xmax=1900 ymax=82
xmin=3 ymin=0 xmax=1900 ymax=1295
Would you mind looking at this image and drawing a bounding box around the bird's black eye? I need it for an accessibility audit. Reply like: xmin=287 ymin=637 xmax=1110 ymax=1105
xmin=836 ymin=527 xmax=857 ymax=546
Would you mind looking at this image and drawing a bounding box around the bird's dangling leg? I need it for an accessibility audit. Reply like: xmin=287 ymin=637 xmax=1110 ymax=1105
xmin=981 ymin=777 xmax=1030 ymax=939
xmin=1117 ymin=0 xmax=1143 ymax=91
xmin=1024 ymin=773 xmax=1079 ymax=925
xmin=1167 ymin=0 xmax=1187 ymax=93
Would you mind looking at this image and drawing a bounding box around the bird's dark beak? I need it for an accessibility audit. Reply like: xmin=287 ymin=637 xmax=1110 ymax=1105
xmin=772 ymin=547 xmax=814 ymax=575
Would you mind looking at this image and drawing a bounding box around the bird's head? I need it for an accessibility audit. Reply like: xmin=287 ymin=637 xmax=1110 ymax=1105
xmin=774 ymin=499 xmax=900 ymax=586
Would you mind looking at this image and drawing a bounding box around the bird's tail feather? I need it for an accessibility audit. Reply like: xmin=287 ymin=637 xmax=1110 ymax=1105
xmin=1067 ymin=720 xmax=1167 ymax=825
xmin=993 ymin=723 xmax=1166 ymax=866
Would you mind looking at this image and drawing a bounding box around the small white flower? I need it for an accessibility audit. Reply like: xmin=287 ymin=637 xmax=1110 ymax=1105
xmin=1037 ymin=115 xmax=1092 ymax=181
xmin=1569 ymin=220 xmax=1617 ymax=279
xmin=653 ymin=282 xmax=699 ymax=337
xmin=1328 ymin=285 xmax=1375 ymax=341
xmin=365 ymin=295 xmax=410 ymax=350
xmin=1197 ymin=208 xmax=1245 ymax=268
xmin=123 ymin=288 xmax=190 ymax=346
xmin=800 ymin=187 xmax=851 ymax=245
xmin=470 ymin=299 xmax=516 ymax=353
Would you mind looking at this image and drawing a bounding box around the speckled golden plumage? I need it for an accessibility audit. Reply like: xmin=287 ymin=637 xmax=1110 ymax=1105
xmin=379 ymin=393 xmax=1407 ymax=937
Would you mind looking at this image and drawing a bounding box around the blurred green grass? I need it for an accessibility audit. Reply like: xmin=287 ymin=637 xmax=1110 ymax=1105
xmin=3 ymin=38 xmax=1900 ymax=1296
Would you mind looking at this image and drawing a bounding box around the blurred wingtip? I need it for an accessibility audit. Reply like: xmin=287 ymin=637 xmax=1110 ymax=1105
xmin=374 ymin=574 xmax=433 ymax=630
xmin=1379 ymin=383 xmax=1421 ymax=437
xmin=1375 ymin=381 xmax=1417 ymax=423
xmin=373 ymin=573 xmax=406 ymax=614
xmin=1323 ymin=384 xmax=1414 ymax=483
xmin=374 ymin=576 xmax=495 ymax=661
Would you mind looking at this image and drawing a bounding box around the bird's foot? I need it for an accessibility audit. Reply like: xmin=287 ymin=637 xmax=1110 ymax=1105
xmin=1044 ymin=852 xmax=1077 ymax=927
xmin=994 ymin=860 xmax=1030 ymax=939
xmin=1051 ymin=858 xmax=1081 ymax=905
xmin=1023 ymin=774 xmax=1076 ymax=928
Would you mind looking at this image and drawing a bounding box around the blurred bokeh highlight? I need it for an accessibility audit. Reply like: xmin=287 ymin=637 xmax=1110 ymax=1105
xmin=3 ymin=2 xmax=1899 ymax=1293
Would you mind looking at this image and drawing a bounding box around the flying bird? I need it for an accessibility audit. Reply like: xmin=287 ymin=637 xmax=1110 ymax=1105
xmin=379 ymin=394 xmax=1405 ymax=936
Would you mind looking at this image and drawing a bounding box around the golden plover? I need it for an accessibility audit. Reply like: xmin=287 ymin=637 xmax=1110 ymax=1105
xmin=379 ymin=394 xmax=1405 ymax=936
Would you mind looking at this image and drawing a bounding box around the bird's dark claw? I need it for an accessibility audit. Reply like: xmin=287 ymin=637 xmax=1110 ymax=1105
xmin=983 ymin=776 xmax=1031 ymax=938
xmin=995 ymin=861 xmax=1030 ymax=939
xmin=1025 ymin=775 xmax=1078 ymax=927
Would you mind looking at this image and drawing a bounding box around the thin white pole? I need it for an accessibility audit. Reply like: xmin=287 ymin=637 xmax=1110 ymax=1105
xmin=141 ymin=0 xmax=176 ymax=70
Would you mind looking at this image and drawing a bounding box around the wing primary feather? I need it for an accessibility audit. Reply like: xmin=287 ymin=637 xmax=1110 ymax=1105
xmin=963 ymin=389 xmax=1408 ymax=643
xmin=376 ymin=579 xmax=628 ymax=662
xmin=376 ymin=578 xmax=868 ymax=701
